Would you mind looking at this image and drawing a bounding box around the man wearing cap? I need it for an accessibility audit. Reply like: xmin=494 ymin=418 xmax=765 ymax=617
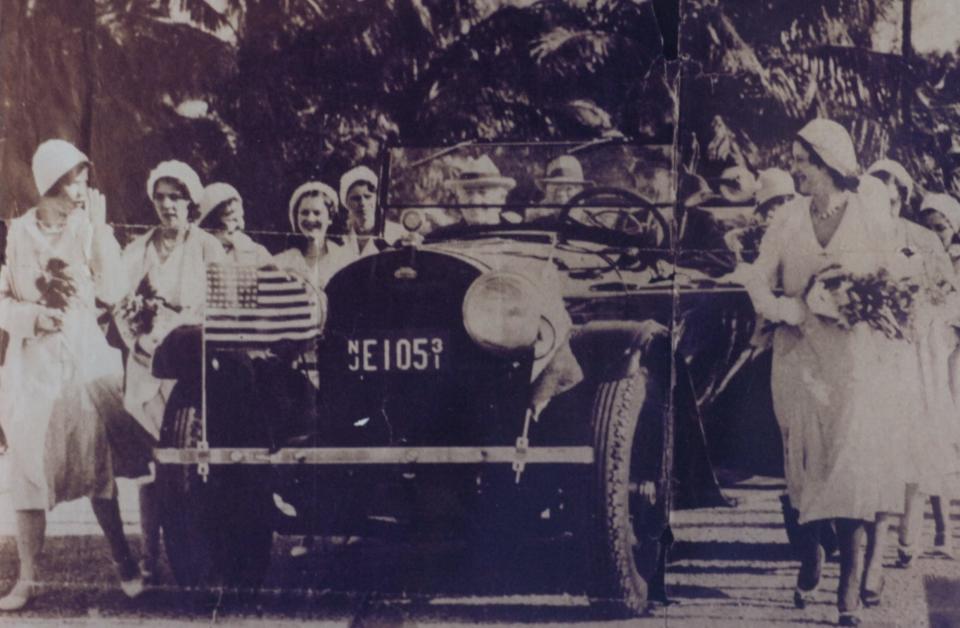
xmin=339 ymin=165 xmax=404 ymax=256
xmin=445 ymin=155 xmax=516 ymax=226
xmin=199 ymin=182 xmax=272 ymax=266
xmin=524 ymin=155 xmax=592 ymax=223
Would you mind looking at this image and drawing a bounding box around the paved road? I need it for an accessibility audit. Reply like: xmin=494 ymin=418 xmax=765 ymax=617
xmin=1 ymin=461 xmax=959 ymax=626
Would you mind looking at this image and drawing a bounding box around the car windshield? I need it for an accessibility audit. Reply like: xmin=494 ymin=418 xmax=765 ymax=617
xmin=383 ymin=141 xmax=676 ymax=239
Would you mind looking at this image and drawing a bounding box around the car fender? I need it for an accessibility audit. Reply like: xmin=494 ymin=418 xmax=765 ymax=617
xmin=539 ymin=318 xmax=727 ymax=509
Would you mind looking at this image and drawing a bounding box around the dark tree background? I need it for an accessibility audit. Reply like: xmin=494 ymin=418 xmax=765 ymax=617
xmin=0 ymin=0 xmax=677 ymax=231
xmin=678 ymin=0 xmax=960 ymax=196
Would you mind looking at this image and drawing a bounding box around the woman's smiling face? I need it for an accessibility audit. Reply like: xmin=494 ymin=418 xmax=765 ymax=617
xmin=296 ymin=194 xmax=332 ymax=240
xmin=152 ymin=179 xmax=191 ymax=230
xmin=791 ymin=141 xmax=832 ymax=197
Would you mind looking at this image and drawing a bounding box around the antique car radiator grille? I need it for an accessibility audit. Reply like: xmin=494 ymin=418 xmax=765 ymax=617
xmin=320 ymin=249 xmax=534 ymax=447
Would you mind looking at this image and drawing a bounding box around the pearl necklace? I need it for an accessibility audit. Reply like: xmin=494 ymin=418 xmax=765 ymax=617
xmin=812 ymin=196 xmax=846 ymax=221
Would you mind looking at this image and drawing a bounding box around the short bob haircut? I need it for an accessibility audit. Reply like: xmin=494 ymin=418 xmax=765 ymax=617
xmin=152 ymin=176 xmax=201 ymax=222
xmin=202 ymin=197 xmax=243 ymax=231
xmin=795 ymin=137 xmax=860 ymax=193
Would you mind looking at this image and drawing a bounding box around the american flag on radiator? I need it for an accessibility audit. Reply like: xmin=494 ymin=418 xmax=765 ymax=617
xmin=204 ymin=264 xmax=322 ymax=344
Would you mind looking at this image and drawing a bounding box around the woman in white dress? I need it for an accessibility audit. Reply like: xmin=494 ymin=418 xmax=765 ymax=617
xmin=0 ymin=140 xmax=146 ymax=610
xmin=119 ymin=160 xmax=225 ymax=581
xmin=856 ymin=159 xmax=960 ymax=600
xmin=744 ymin=119 xmax=916 ymax=626
xmin=275 ymin=181 xmax=356 ymax=291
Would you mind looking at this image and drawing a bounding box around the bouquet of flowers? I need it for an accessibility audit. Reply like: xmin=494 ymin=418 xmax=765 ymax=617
xmin=36 ymin=258 xmax=76 ymax=311
xmin=804 ymin=264 xmax=921 ymax=340
xmin=112 ymin=277 xmax=175 ymax=350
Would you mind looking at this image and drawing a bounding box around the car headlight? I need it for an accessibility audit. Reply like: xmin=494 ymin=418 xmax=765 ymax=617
xmin=462 ymin=272 xmax=540 ymax=355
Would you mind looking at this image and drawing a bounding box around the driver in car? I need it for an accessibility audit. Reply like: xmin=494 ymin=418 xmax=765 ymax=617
xmin=444 ymin=155 xmax=516 ymax=225
xmin=526 ymin=155 xmax=592 ymax=223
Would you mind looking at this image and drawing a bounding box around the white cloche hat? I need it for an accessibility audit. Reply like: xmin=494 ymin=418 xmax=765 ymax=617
xmin=31 ymin=139 xmax=89 ymax=197
xmin=198 ymin=182 xmax=241 ymax=224
xmin=339 ymin=166 xmax=378 ymax=208
xmin=797 ymin=119 xmax=859 ymax=179
xmin=147 ymin=160 xmax=204 ymax=205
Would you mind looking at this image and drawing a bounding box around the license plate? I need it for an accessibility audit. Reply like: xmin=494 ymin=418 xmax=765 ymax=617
xmin=346 ymin=333 xmax=448 ymax=373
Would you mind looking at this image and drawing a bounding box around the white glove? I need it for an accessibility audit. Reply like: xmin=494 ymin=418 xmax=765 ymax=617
xmin=724 ymin=229 xmax=744 ymax=255
xmin=86 ymin=188 xmax=107 ymax=225
xmin=777 ymin=297 xmax=807 ymax=326
xmin=805 ymin=280 xmax=841 ymax=320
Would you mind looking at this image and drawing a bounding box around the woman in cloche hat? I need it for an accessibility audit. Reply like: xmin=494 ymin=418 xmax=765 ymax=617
xmin=0 ymin=140 xmax=147 ymax=610
xmin=275 ymin=180 xmax=357 ymax=291
xmin=198 ymin=182 xmax=272 ymax=266
xmin=117 ymin=159 xmax=226 ymax=583
xmin=742 ymin=119 xmax=933 ymax=626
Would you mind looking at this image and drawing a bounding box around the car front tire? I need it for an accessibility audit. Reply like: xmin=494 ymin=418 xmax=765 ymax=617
xmin=587 ymin=371 xmax=672 ymax=616
xmin=156 ymin=383 xmax=274 ymax=593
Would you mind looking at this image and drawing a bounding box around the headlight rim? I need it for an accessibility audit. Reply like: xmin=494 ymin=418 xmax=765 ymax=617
xmin=461 ymin=270 xmax=542 ymax=355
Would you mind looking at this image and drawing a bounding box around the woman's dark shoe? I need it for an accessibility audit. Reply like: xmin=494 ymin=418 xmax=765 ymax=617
xmin=138 ymin=557 xmax=158 ymax=585
xmin=794 ymin=586 xmax=817 ymax=609
xmin=861 ymin=577 xmax=885 ymax=607
xmin=838 ymin=612 xmax=861 ymax=626
xmin=897 ymin=545 xmax=914 ymax=568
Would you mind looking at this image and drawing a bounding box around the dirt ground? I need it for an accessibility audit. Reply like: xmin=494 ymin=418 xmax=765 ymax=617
xmin=0 ymin=465 xmax=958 ymax=626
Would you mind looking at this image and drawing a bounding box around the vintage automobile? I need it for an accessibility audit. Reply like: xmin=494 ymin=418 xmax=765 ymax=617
xmin=148 ymin=141 xmax=779 ymax=616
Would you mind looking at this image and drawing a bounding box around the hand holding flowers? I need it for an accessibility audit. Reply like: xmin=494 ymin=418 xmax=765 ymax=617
xmin=804 ymin=264 xmax=921 ymax=340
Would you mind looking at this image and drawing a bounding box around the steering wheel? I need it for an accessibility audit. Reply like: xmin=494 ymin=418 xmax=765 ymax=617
xmin=559 ymin=186 xmax=671 ymax=247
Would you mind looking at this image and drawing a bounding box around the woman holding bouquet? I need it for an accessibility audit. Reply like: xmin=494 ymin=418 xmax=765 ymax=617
xmin=744 ymin=119 xmax=915 ymax=626
xmin=0 ymin=140 xmax=147 ymax=610
xmin=119 ymin=160 xmax=225 ymax=581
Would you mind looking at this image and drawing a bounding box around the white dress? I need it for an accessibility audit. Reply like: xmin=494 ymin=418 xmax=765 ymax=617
xmin=895 ymin=222 xmax=960 ymax=494
xmin=120 ymin=226 xmax=225 ymax=439
xmin=0 ymin=209 xmax=134 ymax=509
xmin=748 ymin=192 xmax=919 ymax=523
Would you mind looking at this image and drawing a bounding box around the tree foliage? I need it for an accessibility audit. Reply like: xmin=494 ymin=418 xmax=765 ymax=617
xmin=679 ymin=0 xmax=958 ymax=194
xmin=1 ymin=0 xmax=675 ymax=229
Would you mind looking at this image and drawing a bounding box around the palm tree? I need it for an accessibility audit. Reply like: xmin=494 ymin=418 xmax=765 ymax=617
xmin=679 ymin=0 xmax=934 ymax=180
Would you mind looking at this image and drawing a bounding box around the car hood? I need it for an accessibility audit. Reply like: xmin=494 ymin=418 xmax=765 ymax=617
xmin=421 ymin=235 xmax=736 ymax=299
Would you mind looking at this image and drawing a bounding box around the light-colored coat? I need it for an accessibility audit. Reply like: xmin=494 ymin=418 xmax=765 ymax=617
xmin=0 ymin=209 xmax=126 ymax=509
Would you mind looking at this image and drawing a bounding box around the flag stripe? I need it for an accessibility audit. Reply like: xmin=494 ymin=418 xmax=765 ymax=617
xmin=206 ymin=329 xmax=319 ymax=343
xmin=205 ymin=265 xmax=321 ymax=343
xmin=206 ymin=319 xmax=318 ymax=331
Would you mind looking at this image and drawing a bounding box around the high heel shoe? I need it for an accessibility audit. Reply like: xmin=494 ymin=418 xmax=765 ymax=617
xmin=0 ymin=581 xmax=35 ymax=612
xmin=794 ymin=586 xmax=817 ymax=609
xmin=897 ymin=544 xmax=914 ymax=568
xmin=117 ymin=559 xmax=144 ymax=599
xmin=838 ymin=612 xmax=861 ymax=626
xmin=861 ymin=577 xmax=885 ymax=607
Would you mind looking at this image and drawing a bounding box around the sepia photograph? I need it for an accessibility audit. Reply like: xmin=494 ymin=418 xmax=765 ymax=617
xmin=1 ymin=1 xmax=960 ymax=626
